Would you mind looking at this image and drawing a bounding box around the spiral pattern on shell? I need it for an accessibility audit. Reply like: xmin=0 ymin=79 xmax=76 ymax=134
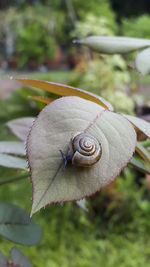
xmin=71 ymin=133 xmax=102 ymax=167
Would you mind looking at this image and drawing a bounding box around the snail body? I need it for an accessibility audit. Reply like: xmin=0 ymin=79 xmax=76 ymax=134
xmin=60 ymin=133 xmax=102 ymax=168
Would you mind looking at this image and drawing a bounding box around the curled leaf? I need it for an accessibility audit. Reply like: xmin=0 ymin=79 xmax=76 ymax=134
xmin=135 ymin=47 xmax=150 ymax=76
xmin=27 ymin=96 xmax=136 ymax=215
xmin=130 ymin=157 xmax=150 ymax=174
xmin=136 ymin=142 xmax=150 ymax=164
xmin=74 ymin=36 xmax=150 ymax=54
xmin=123 ymin=114 xmax=150 ymax=139
xmin=15 ymin=79 xmax=114 ymax=111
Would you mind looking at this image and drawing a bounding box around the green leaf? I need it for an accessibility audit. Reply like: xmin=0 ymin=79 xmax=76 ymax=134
xmin=123 ymin=114 xmax=150 ymax=139
xmin=15 ymin=79 xmax=114 ymax=111
xmin=135 ymin=47 xmax=150 ymax=76
xmin=0 ymin=203 xmax=42 ymax=246
xmin=75 ymin=36 xmax=150 ymax=54
xmin=10 ymin=247 xmax=32 ymax=267
xmin=0 ymin=250 xmax=8 ymax=267
xmin=0 ymin=141 xmax=25 ymax=156
xmin=0 ymin=154 xmax=27 ymax=169
xmin=27 ymin=96 xmax=136 ymax=215
xmin=7 ymin=117 xmax=35 ymax=141
xmin=136 ymin=142 xmax=150 ymax=164
xmin=130 ymin=157 xmax=150 ymax=174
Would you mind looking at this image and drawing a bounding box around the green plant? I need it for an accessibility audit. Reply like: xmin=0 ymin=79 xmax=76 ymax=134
xmin=17 ymin=21 xmax=56 ymax=68
xmin=122 ymin=14 xmax=150 ymax=39
xmin=0 ymin=35 xmax=150 ymax=265
xmin=72 ymin=13 xmax=116 ymax=38
xmin=69 ymin=56 xmax=133 ymax=114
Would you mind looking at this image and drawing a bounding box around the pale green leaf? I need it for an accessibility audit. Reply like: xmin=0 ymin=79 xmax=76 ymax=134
xmin=75 ymin=36 xmax=150 ymax=54
xmin=130 ymin=157 xmax=150 ymax=174
xmin=135 ymin=48 xmax=150 ymax=76
xmin=0 ymin=154 xmax=27 ymax=169
xmin=76 ymin=200 xmax=88 ymax=211
xmin=27 ymin=96 xmax=136 ymax=215
xmin=123 ymin=114 xmax=150 ymax=139
xmin=0 ymin=141 xmax=25 ymax=156
xmin=7 ymin=117 xmax=35 ymax=141
xmin=136 ymin=142 xmax=150 ymax=164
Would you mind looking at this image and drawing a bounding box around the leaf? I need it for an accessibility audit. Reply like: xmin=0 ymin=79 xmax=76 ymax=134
xmin=0 ymin=251 xmax=8 ymax=267
xmin=10 ymin=247 xmax=32 ymax=267
xmin=136 ymin=142 xmax=150 ymax=164
xmin=27 ymin=96 xmax=136 ymax=215
xmin=123 ymin=114 xmax=150 ymax=139
xmin=135 ymin=47 xmax=150 ymax=76
xmin=7 ymin=117 xmax=35 ymax=142
xmin=29 ymin=96 xmax=55 ymax=104
xmin=0 ymin=141 xmax=25 ymax=156
xmin=15 ymin=79 xmax=114 ymax=111
xmin=0 ymin=154 xmax=27 ymax=169
xmin=0 ymin=203 xmax=42 ymax=245
xmin=130 ymin=157 xmax=150 ymax=174
xmin=76 ymin=200 xmax=88 ymax=212
xmin=75 ymin=36 xmax=150 ymax=54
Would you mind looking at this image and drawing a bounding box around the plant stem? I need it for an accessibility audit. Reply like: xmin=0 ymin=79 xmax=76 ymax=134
xmin=0 ymin=173 xmax=29 ymax=186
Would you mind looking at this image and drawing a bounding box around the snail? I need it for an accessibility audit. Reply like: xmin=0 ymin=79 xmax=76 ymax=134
xmin=60 ymin=133 xmax=102 ymax=168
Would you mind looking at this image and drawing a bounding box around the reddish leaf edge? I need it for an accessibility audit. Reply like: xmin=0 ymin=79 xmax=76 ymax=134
xmin=26 ymin=99 xmax=137 ymax=216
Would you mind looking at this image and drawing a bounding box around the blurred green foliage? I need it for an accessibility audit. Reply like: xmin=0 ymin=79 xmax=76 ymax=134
xmin=69 ymin=56 xmax=134 ymax=114
xmin=72 ymin=13 xmax=117 ymax=39
xmin=17 ymin=21 xmax=56 ymax=68
xmin=0 ymin=1 xmax=116 ymax=63
xmin=70 ymin=12 xmax=136 ymax=114
xmin=122 ymin=15 xmax=150 ymax=39
xmin=1 ymin=163 xmax=150 ymax=266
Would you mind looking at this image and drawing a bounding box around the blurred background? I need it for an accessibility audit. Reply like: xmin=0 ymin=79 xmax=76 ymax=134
xmin=0 ymin=0 xmax=150 ymax=266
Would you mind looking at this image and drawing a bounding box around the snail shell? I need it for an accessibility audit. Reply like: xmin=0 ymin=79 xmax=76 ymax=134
xmin=70 ymin=133 xmax=102 ymax=167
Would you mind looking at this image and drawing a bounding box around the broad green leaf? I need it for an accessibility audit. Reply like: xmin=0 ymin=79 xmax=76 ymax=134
xmin=135 ymin=48 xmax=150 ymax=76
xmin=0 ymin=203 xmax=42 ymax=246
xmin=15 ymin=79 xmax=114 ymax=111
xmin=7 ymin=117 xmax=35 ymax=141
xmin=75 ymin=36 xmax=150 ymax=54
xmin=10 ymin=247 xmax=32 ymax=267
xmin=0 ymin=251 xmax=8 ymax=267
xmin=0 ymin=141 xmax=25 ymax=156
xmin=27 ymin=96 xmax=136 ymax=215
xmin=136 ymin=142 xmax=150 ymax=164
xmin=130 ymin=157 xmax=150 ymax=174
xmin=0 ymin=154 xmax=27 ymax=169
xmin=123 ymin=114 xmax=150 ymax=139
xmin=29 ymin=95 xmax=55 ymax=104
